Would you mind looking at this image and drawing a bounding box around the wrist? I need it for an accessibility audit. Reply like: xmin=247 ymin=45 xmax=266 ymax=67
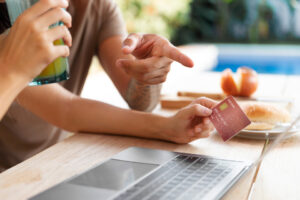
xmin=144 ymin=112 xmax=172 ymax=141
xmin=0 ymin=34 xmax=31 ymax=85
xmin=131 ymin=79 xmax=148 ymax=88
xmin=0 ymin=60 xmax=30 ymax=93
xmin=0 ymin=61 xmax=30 ymax=119
xmin=125 ymin=79 xmax=161 ymax=112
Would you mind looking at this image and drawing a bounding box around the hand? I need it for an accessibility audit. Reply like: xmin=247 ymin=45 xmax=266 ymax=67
xmin=0 ymin=0 xmax=72 ymax=82
xmin=116 ymin=33 xmax=194 ymax=85
xmin=162 ymin=97 xmax=217 ymax=144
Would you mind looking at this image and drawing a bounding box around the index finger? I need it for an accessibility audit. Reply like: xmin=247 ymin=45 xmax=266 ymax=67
xmin=23 ymin=0 xmax=69 ymax=19
xmin=162 ymin=44 xmax=194 ymax=68
xmin=192 ymin=97 xmax=218 ymax=109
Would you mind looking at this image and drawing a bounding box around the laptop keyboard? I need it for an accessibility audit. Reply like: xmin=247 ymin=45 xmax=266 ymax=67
xmin=112 ymin=154 xmax=235 ymax=200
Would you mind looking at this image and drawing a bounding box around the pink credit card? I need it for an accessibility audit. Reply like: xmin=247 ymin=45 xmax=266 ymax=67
xmin=209 ymin=96 xmax=251 ymax=141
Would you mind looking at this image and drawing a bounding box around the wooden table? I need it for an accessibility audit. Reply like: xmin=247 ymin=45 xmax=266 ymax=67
xmin=0 ymin=47 xmax=300 ymax=200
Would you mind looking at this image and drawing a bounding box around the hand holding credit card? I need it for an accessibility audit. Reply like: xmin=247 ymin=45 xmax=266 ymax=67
xmin=209 ymin=96 xmax=251 ymax=141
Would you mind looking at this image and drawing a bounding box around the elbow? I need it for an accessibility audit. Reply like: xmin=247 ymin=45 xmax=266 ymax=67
xmin=127 ymin=101 xmax=158 ymax=112
xmin=124 ymin=80 xmax=161 ymax=112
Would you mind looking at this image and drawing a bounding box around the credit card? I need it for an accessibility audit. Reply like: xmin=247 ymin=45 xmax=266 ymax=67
xmin=209 ymin=96 xmax=251 ymax=141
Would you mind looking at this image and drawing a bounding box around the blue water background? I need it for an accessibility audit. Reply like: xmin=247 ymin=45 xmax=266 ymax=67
xmin=211 ymin=45 xmax=300 ymax=75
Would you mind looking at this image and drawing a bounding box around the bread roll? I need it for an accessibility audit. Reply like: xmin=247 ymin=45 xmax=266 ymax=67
xmin=245 ymin=122 xmax=275 ymax=130
xmin=240 ymin=102 xmax=291 ymax=130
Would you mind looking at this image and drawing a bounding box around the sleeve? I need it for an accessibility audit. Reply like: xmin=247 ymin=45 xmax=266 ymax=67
xmin=0 ymin=3 xmax=11 ymax=34
xmin=97 ymin=0 xmax=127 ymax=45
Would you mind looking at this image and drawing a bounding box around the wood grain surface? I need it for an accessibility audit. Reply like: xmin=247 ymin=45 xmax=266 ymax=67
xmin=0 ymin=45 xmax=298 ymax=200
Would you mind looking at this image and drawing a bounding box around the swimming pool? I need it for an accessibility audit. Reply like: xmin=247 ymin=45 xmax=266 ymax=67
xmin=211 ymin=45 xmax=300 ymax=75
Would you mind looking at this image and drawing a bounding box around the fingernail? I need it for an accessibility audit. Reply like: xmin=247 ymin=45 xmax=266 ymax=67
xmin=204 ymin=108 xmax=212 ymax=115
xmin=125 ymin=38 xmax=133 ymax=46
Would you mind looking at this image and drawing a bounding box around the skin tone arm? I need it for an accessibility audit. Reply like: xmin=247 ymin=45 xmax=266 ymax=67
xmin=0 ymin=56 xmax=31 ymax=120
xmin=17 ymin=84 xmax=216 ymax=144
xmin=99 ymin=33 xmax=194 ymax=112
xmin=14 ymin=0 xmax=214 ymax=144
xmin=16 ymin=31 xmax=214 ymax=144
xmin=0 ymin=0 xmax=72 ymax=119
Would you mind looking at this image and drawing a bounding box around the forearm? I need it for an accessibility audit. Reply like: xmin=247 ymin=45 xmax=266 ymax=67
xmin=99 ymin=36 xmax=161 ymax=112
xmin=125 ymin=79 xmax=161 ymax=112
xmin=17 ymin=85 xmax=169 ymax=140
xmin=17 ymin=85 xmax=215 ymax=144
xmin=67 ymin=97 xmax=168 ymax=139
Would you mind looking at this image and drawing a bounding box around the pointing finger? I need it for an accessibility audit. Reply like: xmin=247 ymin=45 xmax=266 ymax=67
xmin=159 ymin=44 xmax=194 ymax=68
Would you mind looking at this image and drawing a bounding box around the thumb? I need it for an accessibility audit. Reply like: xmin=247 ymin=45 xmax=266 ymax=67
xmin=116 ymin=58 xmax=137 ymax=74
xmin=122 ymin=33 xmax=142 ymax=54
xmin=186 ymin=104 xmax=212 ymax=118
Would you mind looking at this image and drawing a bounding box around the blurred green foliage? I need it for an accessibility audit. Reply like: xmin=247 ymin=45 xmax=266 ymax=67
xmin=171 ymin=0 xmax=300 ymax=45
xmin=116 ymin=0 xmax=191 ymax=39
xmin=117 ymin=0 xmax=300 ymax=45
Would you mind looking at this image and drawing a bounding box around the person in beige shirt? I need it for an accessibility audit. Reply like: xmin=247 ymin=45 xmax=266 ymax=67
xmin=0 ymin=0 xmax=217 ymax=172
xmin=0 ymin=0 xmax=71 ymax=119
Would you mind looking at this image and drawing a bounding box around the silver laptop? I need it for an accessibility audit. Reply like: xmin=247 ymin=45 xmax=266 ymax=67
xmin=29 ymin=115 xmax=300 ymax=200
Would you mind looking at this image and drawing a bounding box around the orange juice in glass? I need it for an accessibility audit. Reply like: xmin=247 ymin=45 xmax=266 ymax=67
xmin=6 ymin=0 xmax=70 ymax=85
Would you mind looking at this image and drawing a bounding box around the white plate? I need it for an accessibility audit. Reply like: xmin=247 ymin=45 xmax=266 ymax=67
xmin=236 ymin=123 xmax=300 ymax=140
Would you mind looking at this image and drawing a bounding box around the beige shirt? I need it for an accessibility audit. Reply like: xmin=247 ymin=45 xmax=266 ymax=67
xmin=0 ymin=0 xmax=126 ymax=171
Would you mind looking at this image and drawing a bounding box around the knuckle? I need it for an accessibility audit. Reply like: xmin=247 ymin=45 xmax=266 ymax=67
xmin=153 ymin=34 xmax=169 ymax=44
xmin=152 ymin=48 xmax=161 ymax=56
xmin=142 ymin=65 xmax=151 ymax=73
xmin=16 ymin=14 xmax=28 ymax=25
xmin=167 ymin=60 xmax=173 ymax=66
xmin=161 ymin=36 xmax=169 ymax=44
xmin=63 ymin=46 xmax=70 ymax=57
xmin=147 ymin=33 xmax=156 ymax=37
xmin=62 ymin=25 xmax=69 ymax=35
xmin=36 ymin=33 xmax=48 ymax=43
xmin=197 ymin=97 xmax=208 ymax=103
xmin=192 ymin=104 xmax=199 ymax=110
xmin=158 ymin=76 xmax=167 ymax=83
xmin=43 ymin=0 xmax=55 ymax=7
xmin=29 ymin=21 xmax=40 ymax=33
xmin=66 ymin=11 xmax=72 ymax=23
xmin=54 ymin=7 xmax=64 ymax=16
xmin=44 ymin=49 xmax=54 ymax=63
xmin=141 ymin=74 xmax=148 ymax=81
xmin=44 ymin=46 xmax=53 ymax=57
xmin=164 ymin=66 xmax=171 ymax=73
xmin=137 ymin=74 xmax=147 ymax=82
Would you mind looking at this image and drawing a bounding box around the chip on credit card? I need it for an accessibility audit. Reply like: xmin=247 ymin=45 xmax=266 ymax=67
xmin=209 ymin=96 xmax=251 ymax=141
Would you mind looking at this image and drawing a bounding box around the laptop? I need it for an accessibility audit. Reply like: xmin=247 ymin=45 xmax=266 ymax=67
xmin=29 ymin=115 xmax=300 ymax=200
